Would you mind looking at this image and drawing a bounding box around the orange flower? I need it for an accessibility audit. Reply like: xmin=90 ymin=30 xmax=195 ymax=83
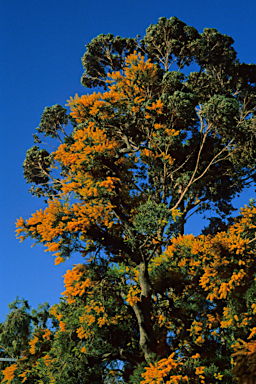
xmin=2 ymin=364 xmax=18 ymax=383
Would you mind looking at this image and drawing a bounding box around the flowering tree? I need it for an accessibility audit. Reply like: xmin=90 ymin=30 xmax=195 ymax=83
xmin=2 ymin=16 xmax=256 ymax=383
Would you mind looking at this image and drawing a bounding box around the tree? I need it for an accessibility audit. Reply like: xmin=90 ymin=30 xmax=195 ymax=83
xmin=4 ymin=16 xmax=256 ymax=383
xmin=0 ymin=298 xmax=54 ymax=383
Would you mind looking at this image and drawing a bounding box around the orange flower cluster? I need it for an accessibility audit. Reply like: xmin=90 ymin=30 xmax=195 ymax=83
xmin=158 ymin=205 xmax=255 ymax=305
xmin=67 ymin=52 xmax=159 ymax=127
xmin=16 ymin=116 xmax=123 ymax=259
xmin=232 ymin=338 xmax=256 ymax=355
xmin=16 ymin=51 xmax=180 ymax=267
xmin=107 ymin=51 xmax=157 ymax=101
xmin=126 ymin=284 xmax=141 ymax=306
xmin=50 ymin=305 xmax=63 ymax=321
xmin=67 ymin=92 xmax=102 ymax=123
xmin=43 ymin=329 xmax=51 ymax=340
xmin=76 ymin=299 xmax=112 ymax=341
xmin=141 ymin=353 xmax=188 ymax=384
xmin=16 ymin=195 xmax=115 ymax=262
xmin=28 ymin=328 xmax=51 ymax=354
xmin=18 ymin=371 xmax=28 ymax=383
xmin=140 ymin=148 xmax=175 ymax=166
xmin=16 ymin=199 xmax=67 ymax=254
xmin=55 ymin=122 xmax=119 ymax=170
xmin=1 ymin=364 xmax=18 ymax=383
xmin=195 ymin=366 xmax=205 ymax=383
xmin=29 ymin=335 xmax=39 ymax=354
xmin=43 ymin=354 xmax=51 ymax=367
xmin=148 ymin=203 xmax=256 ymax=372
xmin=62 ymin=264 xmax=92 ymax=304
xmin=187 ymin=321 xmax=205 ymax=347
xmin=68 ymin=52 xmax=171 ymax=157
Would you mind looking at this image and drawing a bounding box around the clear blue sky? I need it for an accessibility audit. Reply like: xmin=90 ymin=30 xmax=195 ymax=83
xmin=1 ymin=0 xmax=256 ymax=322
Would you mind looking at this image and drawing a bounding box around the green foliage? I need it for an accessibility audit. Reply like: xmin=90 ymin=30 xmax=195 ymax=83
xmin=133 ymin=199 xmax=171 ymax=236
xmin=36 ymin=104 xmax=72 ymax=139
xmin=23 ymin=146 xmax=52 ymax=192
xmin=81 ymin=34 xmax=137 ymax=89
xmin=128 ymin=362 xmax=147 ymax=384
xmin=142 ymin=16 xmax=200 ymax=70
xmin=0 ymin=298 xmax=52 ymax=383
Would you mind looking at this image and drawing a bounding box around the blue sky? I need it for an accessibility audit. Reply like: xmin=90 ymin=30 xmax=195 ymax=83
xmin=1 ymin=0 xmax=256 ymax=322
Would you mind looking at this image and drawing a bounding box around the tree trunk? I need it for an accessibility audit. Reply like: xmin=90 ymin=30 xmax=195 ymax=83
xmin=178 ymin=199 xmax=185 ymax=235
xmin=132 ymin=261 xmax=157 ymax=364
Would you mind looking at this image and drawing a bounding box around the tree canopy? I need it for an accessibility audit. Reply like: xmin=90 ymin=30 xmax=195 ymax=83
xmin=2 ymin=16 xmax=256 ymax=383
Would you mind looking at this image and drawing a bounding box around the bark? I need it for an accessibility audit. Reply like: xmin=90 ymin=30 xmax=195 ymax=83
xmin=178 ymin=199 xmax=185 ymax=235
xmin=132 ymin=261 xmax=157 ymax=364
